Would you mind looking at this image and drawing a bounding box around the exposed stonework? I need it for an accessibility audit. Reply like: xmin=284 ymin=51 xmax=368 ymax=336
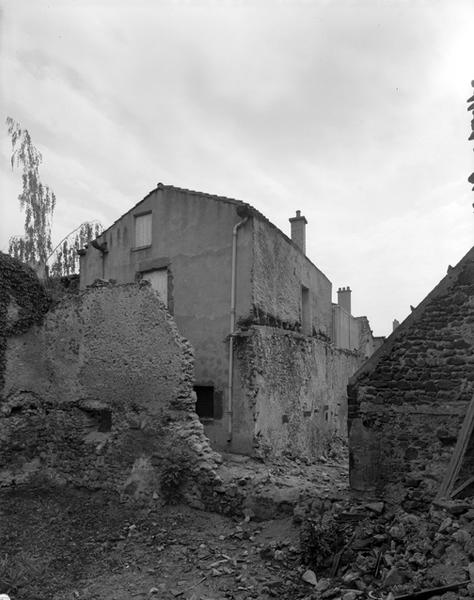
xmin=0 ymin=273 xmax=220 ymax=503
xmin=231 ymin=325 xmax=363 ymax=458
xmin=348 ymin=247 xmax=474 ymax=496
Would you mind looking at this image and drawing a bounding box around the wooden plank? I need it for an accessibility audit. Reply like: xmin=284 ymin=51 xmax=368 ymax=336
xmin=452 ymin=474 xmax=474 ymax=499
xmin=437 ymin=393 xmax=474 ymax=499
xmin=394 ymin=580 xmax=469 ymax=600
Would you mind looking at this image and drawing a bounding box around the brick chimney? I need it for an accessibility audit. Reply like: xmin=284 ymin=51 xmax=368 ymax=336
xmin=289 ymin=210 xmax=307 ymax=254
xmin=337 ymin=286 xmax=352 ymax=314
xmin=392 ymin=319 xmax=400 ymax=331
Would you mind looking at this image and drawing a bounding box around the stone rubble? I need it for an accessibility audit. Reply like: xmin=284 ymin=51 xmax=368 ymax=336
xmin=203 ymin=452 xmax=349 ymax=520
xmin=297 ymin=495 xmax=474 ymax=600
xmin=2 ymin=453 xmax=474 ymax=599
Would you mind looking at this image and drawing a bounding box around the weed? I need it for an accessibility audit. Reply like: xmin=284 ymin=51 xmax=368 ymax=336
xmin=159 ymin=445 xmax=194 ymax=504
xmin=300 ymin=514 xmax=346 ymax=570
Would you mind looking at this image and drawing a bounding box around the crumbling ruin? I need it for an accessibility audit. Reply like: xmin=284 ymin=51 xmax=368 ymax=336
xmin=0 ymin=253 xmax=219 ymax=503
xmin=233 ymin=325 xmax=361 ymax=458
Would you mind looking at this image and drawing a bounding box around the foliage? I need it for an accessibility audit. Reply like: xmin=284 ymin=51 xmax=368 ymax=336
xmin=49 ymin=221 xmax=103 ymax=277
xmin=159 ymin=445 xmax=193 ymax=504
xmin=0 ymin=252 xmax=51 ymax=395
xmin=6 ymin=117 xmax=103 ymax=276
xmin=300 ymin=513 xmax=347 ymax=570
xmin=6 ymin=117 xmax=56 ymax=267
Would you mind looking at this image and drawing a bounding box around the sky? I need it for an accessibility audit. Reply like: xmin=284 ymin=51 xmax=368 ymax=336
xmin=0 ymin=0 xmax=473 ymax=336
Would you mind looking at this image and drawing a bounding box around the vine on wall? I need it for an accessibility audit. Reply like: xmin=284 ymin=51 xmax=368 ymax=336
xmin=0 ymin=252 xmax=51 ymax=396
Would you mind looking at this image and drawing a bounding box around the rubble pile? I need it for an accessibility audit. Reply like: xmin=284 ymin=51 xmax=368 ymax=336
xmin=298 ymin=496 xmax=474 ymax=600
xmin=203 ymin=453 xmax=348 ymax=520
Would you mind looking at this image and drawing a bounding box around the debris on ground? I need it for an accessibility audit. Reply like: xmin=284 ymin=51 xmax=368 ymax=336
xmin=298 ymin=494 xmax=474 ymax=600
xmin=209 ymin=451 xmax=349 ymax=521
xmin=1 ymin=452 xmax=473 ymax=600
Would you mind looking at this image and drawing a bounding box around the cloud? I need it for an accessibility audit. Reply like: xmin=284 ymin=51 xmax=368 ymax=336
xmin=0 ymin=0 xmax=473 ymax=335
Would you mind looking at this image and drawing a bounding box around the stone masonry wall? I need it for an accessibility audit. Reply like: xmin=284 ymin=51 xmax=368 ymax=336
xmin=0 ymin=274 xmax=219 ymax=504
xmin=233 ymin=326 xmax=363 ymax=459
xmin=348 ymin=247 xmax=474 ymax=497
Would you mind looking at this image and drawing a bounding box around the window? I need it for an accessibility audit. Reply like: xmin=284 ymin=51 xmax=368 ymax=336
xmin=301 ymin=285 xmax=311 ymax=335
xmin=141 ymin=268 xmax=168 ymax=306
xmin=134 ymin=212 xmax=152 ymax=247
xmin=194 ymin=386 xmax=214 ymax=419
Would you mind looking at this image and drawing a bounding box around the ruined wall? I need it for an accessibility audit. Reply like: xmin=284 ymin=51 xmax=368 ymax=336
xmin=356 ymin=316 xmax=383 ymax=359
xmin=348 ymin=247 xmax=474 ymax=497
xmin=251 ymin=218 xmax=333 ymax=337
xmin=0 ymin=253 xmax=51 ymax=390
xmin=232 ymin=326 xmax=362 ymax=458
xmin=1 ymin=277 xmax=219 ymax=502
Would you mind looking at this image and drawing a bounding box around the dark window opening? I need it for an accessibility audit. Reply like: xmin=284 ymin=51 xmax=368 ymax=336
xmin=81 ymin=407 xmax=112 ymax=432
xmin=194 ymin=386 xmax=215 ymax=419
xmin=97 ymin=410 xmax=112 ymax=432
xmin=301 ymin=285 xmax=311 ymax=335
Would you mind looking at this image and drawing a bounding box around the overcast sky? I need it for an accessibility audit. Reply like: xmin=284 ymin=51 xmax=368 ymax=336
xmin=1 ymin=0 xmax=473 ymax=336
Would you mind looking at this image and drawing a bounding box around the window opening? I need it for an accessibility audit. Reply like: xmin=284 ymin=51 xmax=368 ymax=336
xmin=301 ymin=285 xmax=311 ymax=335
xmin=194 ymin=386 xmax=214 ymax=419
xmin=134 ymin=212 xmax=152 ymax=247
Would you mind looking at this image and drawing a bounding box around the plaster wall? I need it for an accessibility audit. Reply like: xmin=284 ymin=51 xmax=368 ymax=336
xmin=356 ymin=316 xmax=380 ymax=358
xmin=232 ymin=326 xmax=362 ymax=458
xmin=251 ymin=218 xmax=332 ymax=336
xmin=80 ymin=187 xmax=254 ymax=449
xmin=332 ymin=304 xmax=370 ymax=354
xmin=348 ymin=248 xmax=474 ymax=497
xmin=1 ymin=281 xmax=219 ymax=501
xmin=350 ymin=316 xmax=360 ymax=350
